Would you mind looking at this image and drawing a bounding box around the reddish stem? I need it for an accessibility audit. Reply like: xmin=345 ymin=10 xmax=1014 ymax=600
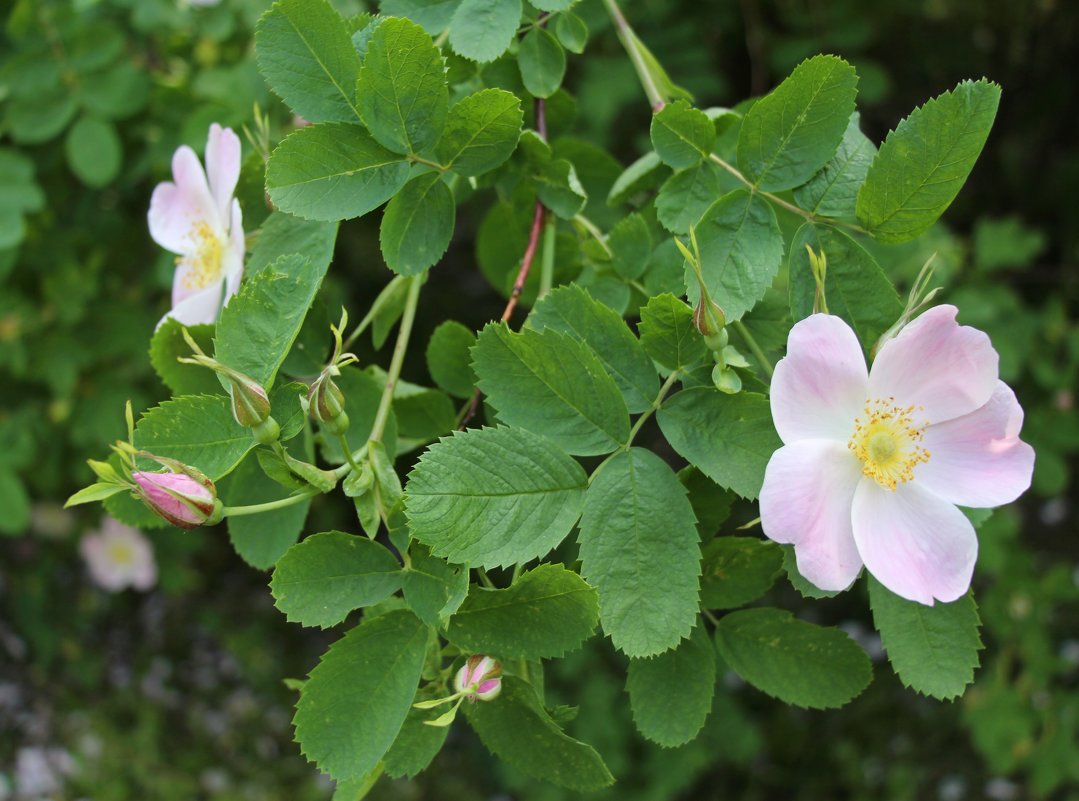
xmin=460 ymin=98 xmax=549 ymax=429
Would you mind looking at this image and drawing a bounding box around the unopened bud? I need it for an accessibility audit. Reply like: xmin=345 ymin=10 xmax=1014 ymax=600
xmin=693 ymin=296 xmax=726 ymax=338
xmin=454 ymin=655 xmax=502 ymax=702
xmin=132 ymin=470 xmax=222 ymax=529
xmin=712 ymin=364 xmax=742 ymax=395
xmin=307 ymin=369 xmax=350 ymax=436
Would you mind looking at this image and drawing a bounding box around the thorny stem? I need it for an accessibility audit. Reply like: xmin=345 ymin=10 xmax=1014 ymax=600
xmin=732 ymin=320 xmax=774 ymax=379
xmin=371 ymin=276 xmax=422 ymax=444
xmin=460 ymin=97 xmax=550 ymax=429
xmin=601 ymin=0 xmax=666 ymax=111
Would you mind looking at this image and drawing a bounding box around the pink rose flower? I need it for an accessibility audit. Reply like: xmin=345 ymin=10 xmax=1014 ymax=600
xmin=79 ymin=517 xmax=157 ymax=592
xmin=148 ymin=123 xmax=244 ymax=326
xmin=454 ymin=655 xmax=502 ymax=702
xmin=760 ymin=306 xmax=1034 ymax=605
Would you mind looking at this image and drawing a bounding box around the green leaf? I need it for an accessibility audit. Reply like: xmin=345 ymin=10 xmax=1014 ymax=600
xmin=472 ymin=323 xmax=630 ymax=455
xmin=266 ymin=123 xmax=409 ymax=221
xmin=554 ymin=12 xmax=587 ymax=54
xmin=256 ymin=0 xmax=362 ymax=123
xmin=383 ymin=694 xmax=450 ymax=778
xmin=446 ymin=564 xmax=599 ymax=660
xmin=638 ymin=293 xmax=709 ymax=371
xmin=379 ymin=0 xmax=461 ymax=34
xmin=425 ymin=320 xmax=476 ymax=398
xmin=856 ymin=79 xmax=1001 ymax=243
xmin=464 ymin=676 xmax=613 ymax=791
xmin=607 ymin=213 xmax=652 ymax=280
xmin=686 ymin=189 xmax=784 ymax=322
xmin=294 ymin=610 xmax=429 ymax=781
xmin=64 ymin=482 xmax=127 ymax=508
xmin=357 ymin=17 xmax=448 ymax=154
xmin=247 ymin=211 xmax=339 ymax=276
xmin=530 ymin=0 xmax=576 ymax=9
xmin=224 ymin=452 xmax=311 ymax=569
xmin=392 ymin=384 xmax=456 ymax=449
xmin=434 ymin=88 xmax=523 ymax=177
xmin=518 ymin=131 xmax=588 ymax=219
xmin=868 ymin=576 xmax=983 ymax=700
xmin=402 ymin=542 xmax=468 ymax=626
xmin=530 ymin=284 xmax=658 ymax=414
xmin=0 ymin=470 xmax=30 ymax=536
xmin=214 ymin=254 xmax=327 ymax=388
xmin=149 ymin=321 xmax=221 ymax=396
xmin=448 ymin=0 xmax=521 ymax=63
xmin=789 ymin=223 xmax=901 ymax=346
xmin=64 ymin=116 xmax=121 ymax=188
xmin=379 ymin=172 xmax=455 ymax=275
xmin=518 ymin=28 xmax=565 ymax=99
xmin=0 ymin=148 xmax=44 ymax=249
xmin=607 ymin=151 xmax=669 ymax=206
xmin=737 ymin=55 xmax=859 ymax=192
xmin=655 ymin=160 xmax=723 ymax=234
xmin=133 ymin=395 xmax=253 ymax=480
xmin=700 ymin=536 xmax=782 ymax=609
xmin=714 ymin=607 xmax=872 ymax=709
xmin=271 ymin=531 xmax=402 ymax=628
xmin=626 ymin=624 xmax=716 ymax=747
xmin=651 ymin=101 xmax=716 ymax=169
xmin=657 ymin=388 xmax=779 ymax=500
xmin=405 ymin=426 xmax=587 ymax=568
xmin=579 ymin=448 xmax=700 ymax=657
xmin=792 ymin=113 xmax=875 ymax=217
xmin=680 ymin=466 xmax=734 ymax=535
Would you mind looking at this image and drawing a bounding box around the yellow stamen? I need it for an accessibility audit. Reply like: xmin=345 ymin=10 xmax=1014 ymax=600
xmin=106 ymin=541 xmax=135 ymax=566
xmin=848 ymin=397 xmax=931 ymax=491
xmin=177 ymin=221 xmax=224 ymax=290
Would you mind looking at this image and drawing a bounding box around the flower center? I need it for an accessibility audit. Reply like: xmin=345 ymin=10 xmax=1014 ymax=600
xmin=848 ymin=398 xmax=930 ymax=491
xmin=106 ymin=541 xmax=135 ymax=566
xmin=178 ymin=221 xmax=224 ymax=291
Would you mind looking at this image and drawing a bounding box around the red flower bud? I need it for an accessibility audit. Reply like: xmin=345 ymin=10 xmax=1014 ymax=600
xmin=132 ymin=470 xmax=221 ymax=529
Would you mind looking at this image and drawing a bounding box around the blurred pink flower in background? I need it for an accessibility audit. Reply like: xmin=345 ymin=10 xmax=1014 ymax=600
xmin=148 ymin=123 xmax=244 ymax=326
xmin=760 ymin=306 xmax=1034 ymax=606
xmin=79 ymin=517 xmax=157 ymax=592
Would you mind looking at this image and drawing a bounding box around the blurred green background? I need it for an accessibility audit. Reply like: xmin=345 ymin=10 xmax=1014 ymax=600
xmin=1 ymin=0 xmax=1077 ymax=798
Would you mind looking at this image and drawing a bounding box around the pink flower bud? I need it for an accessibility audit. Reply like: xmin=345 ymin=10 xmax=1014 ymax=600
xmin=132 ymin=470 xmax=220 ymax=529
xmin=454 ymin=655 xmax=502 ymax=702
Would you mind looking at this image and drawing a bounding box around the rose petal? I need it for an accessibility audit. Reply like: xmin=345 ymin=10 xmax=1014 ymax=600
xmin=205 ymin=124 xmax=241 ymax=222
xmin=760 ymin=439 xmax=865 ymax=592
xmin=852 ymin=479 xmax=977 ymax=605
xmin=160 ymin=280 xmax=225 ymax=328
xmin=223 ymin=199 xmax=245 ymax=302
xmin=770 ymin=314 xmax=870 ymax=444
xmin=869 ymin=305 xmax=998 ymax=424
xmin=917 ymin=381 xmax=1035 ymax=508
xmin=148 ymin=145 xmax=221 ymax=253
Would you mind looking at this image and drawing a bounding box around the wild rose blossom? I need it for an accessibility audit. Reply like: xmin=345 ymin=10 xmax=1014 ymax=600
xmin=79 ymin=517 xmax=157 ymax=592
xmin=454 ymin=655 xmax=502 ymax=702
xmin=148 ymin=123 xmax=244 ymax=326
xmin=759 ymin=305 xmax=1034 ymax=605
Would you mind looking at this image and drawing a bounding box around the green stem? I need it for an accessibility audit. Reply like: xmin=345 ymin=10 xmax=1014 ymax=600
xmin=409 ymin=154 xmax=448 ymax=172
xmin=477 ymin=568 xmax=496 ymax=589
xmin=538 ymin=217 xmax=556 ymax=300
xmin=433 ymin=28 xmax=449 ymax=48
xmin=573 ymin=213 xmax=613 ymax=258
xmin=601 ymin=0 xmax=666 ymax=110
xmin=338 ymin=433 xmax=362 ymax=472
xmin=370 ymin=276 xmax=422 ymax=444
xmin=732 ymin=320 xmax=773 ymax=379
xmin=222 ymin=489 xmax=319 ymax=517
xmin=702 ymin=608 xmax=721 ymax=627
xmin=342 ymin=275 xmax=405 ymax=351
xmin=624 ymin=370 xmax=681 ymax=449
xmin=708 ymin=154 xmax=866 ymax=234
